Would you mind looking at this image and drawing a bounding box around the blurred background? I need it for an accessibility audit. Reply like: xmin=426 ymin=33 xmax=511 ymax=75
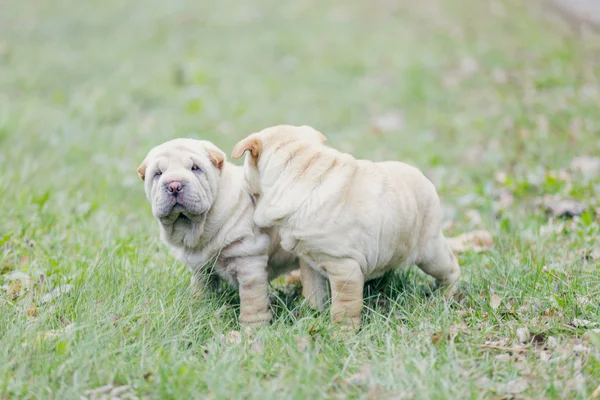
xmin=1 ymin=0 xmax=599 ymax=280
xmin=1 ymin=0 xmax=599 ymax=212
xmin=1 ymin=1 xmax=599 ymax=398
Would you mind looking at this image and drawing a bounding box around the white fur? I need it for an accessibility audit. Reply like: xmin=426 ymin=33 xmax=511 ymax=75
xmin=233 ymin=125 xmax=460 ymax=330
xmin=139 ymin=138 xmax=297 ymax=326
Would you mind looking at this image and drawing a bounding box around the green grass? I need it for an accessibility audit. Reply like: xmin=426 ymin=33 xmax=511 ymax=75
xmin=1 ymin=0 xmax=599 ymax=398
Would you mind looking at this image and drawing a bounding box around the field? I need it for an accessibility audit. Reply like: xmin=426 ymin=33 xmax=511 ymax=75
xmin=1 ymin=0 xmax=599 ymax=398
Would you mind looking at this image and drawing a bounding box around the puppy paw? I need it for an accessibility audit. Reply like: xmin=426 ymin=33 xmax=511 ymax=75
xmin=239 ymin=311 xmax=272 ymax=328
xmin=332 ymin=314 xmax=361 ymax=334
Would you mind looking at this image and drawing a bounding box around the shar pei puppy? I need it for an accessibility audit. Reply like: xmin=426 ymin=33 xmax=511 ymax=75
xmin=232 ymin=125 xmax=460 ymax=330
xmin=137 ymin=138 xmax=297 ymax=326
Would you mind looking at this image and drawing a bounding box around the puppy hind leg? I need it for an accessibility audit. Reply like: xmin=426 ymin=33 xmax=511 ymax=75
xmin=325 ymin=259 xmax=364 ymax=332
xmin=300 ymin=259 xmax=329 ymax=311
xmin=417 ymin=233 xmax=461 ymax=297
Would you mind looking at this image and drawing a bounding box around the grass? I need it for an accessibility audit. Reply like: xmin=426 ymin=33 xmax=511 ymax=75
xmin=1 ymin=0 xmax=599 ymax=398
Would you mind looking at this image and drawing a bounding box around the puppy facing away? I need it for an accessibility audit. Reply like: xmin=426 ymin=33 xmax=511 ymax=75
xmin=137 ymin=138 xmax=297 ymax=326
xmin=232 ymin=125 xmax=460 ymax=330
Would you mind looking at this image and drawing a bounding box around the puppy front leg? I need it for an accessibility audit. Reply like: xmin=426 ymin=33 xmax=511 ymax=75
xmin=325 ymin=259 xmax=364 ymax=331
xmin=300 ymin=259 xmax=329 ymax=311
xmin=236 ymin=257 xmax=272 ymax=327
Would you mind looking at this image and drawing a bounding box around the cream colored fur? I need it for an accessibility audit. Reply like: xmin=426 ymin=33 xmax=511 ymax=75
xmin=138 ymin=138 xmax=297 ymax=326
xmin=232 ymin=125 xmax=460 ymax=330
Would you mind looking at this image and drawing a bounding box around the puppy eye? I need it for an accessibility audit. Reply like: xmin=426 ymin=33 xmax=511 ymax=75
xmin=191 ymin=165 xmax=201 ymax=172
xmin=154 ymin=171 xmax=162 ymax=178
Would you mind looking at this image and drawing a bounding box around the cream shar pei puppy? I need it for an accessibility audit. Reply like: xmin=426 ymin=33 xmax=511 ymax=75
xmin=137 ymin=138 xmax=297 ymax=326
xmin=232 ymin=125 xmax=460 ymax=330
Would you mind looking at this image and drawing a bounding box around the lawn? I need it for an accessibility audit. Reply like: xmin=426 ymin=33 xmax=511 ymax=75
xmin=1 ymin=0 xmax=599 ymax=398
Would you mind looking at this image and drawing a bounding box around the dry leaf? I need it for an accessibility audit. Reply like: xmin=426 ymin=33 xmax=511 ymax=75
xmin=84 ymin=384 xmax=138 ymax=400
xmin=573 ymin=344 xmax=589 ymax=355
xmin=225 ymin=330 xmax=242 ymax=345
xmin=571 ymin=156 xmax=600 ymax=179
xmin=490 ymin=294 xmax=502 ymax=310
xmin=539 ymin=351 xmax=552 ymax=362
xmin=571 ymin=318 xmax=597 ymax=328
xmin=546 ymin=336 xmax=558 ymax=349
xmin=367 ymin=384 xmax=385 ymax=400
xmin=27 ymin=303 xmax=38 ymax=317
xmin=296 ymin=337 xmax=309 ymax=352
xmin=498 ymin=378 xmax=528 ymax=395
xmin=466 ymin=209 xmax=482 ymax=226
xmin=431 ymin=331 xmax=444 ymax=345
xmin=40 ymin=284 xmax=72 ymax=304
xmin=371 ymin=110 xmax=404 ymax=133
xmin=590 ymin=384 xmax=600 ymax=399
xmin=493 ymin=190 xmax=514 ymax=212
xmin=250 ymin=338 xmax=264 ymax=355
xmin=517 ymin=327 xmax=530 ymax=344
xmin=543 ymin=196 xmax=586 ymax=218
xmin=5 ymin=271 xmax=31 ymax=300
xmin=8 ymin=279 xmax=24 ymax=300
xmin=42 ymin=323 xmax=74 ymax=340
xmin=346 ymin=364 xmax=372 ymax=387
xmin=447 ymin=230 xmax=494 ymax=253
xmin=549 ymin=0 xmax=600 ymax=32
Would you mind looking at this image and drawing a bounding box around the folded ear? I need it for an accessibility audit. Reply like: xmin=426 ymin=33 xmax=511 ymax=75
xmin=301 ymin=125 xmax=327 ymax=144
xmin=204 ymin=144 xmax=226 ymax=171
xmin=137 ymin=160 xmax=147 ymax=181
xmin=232 ymin=135 xmax=261 ymax=159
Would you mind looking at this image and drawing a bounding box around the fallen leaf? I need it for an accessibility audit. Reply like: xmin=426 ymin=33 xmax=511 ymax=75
xmin=490 ymin=294 xmax=502 ymax=310
xmin=493 ymin=190 xmax=514 ymax=213
xmin=27 ymin=303 xmax=38 ymax=317
xmin=431 ymin=331 xmax=444 ymax=345
xmin=571 ymin=156 xmax=600 ymax=179
xmin=517 ymin=327 xmax=530 ymax=344
xmin=573 ymin=344 xmax=589 ymax=355
xmin=4 ymin=271 xmax=31 ymax=300
xmin=543 ymin=196 xmax=586 ymax=218
xmin=250 ymin=338 xmax=264 ymax=355
xmin=371 ymin=110 xmax=404 ymax=133
xmin=570 ymin=318 xmax=598 ymax=328
xmin=346 ymin=364 xmax=372 ymax=387
xmin=447 ymin=230 xmax=494 ymax=253
xmin=585 ymin=330 xmax=600 ymax=350
xmin=539 ymin=351 xmax=552 ymax=362
xmin=7 ymin=279 xmax=24 ymax=300
xmin=460 ymin=57 xmax=478 ymax=75
xmin=498 ymin=378 xmax=528 ymax=395
xmin=42 ymin=323 xmax=74 ymax=340
xmin=466 ymin=209 xmax=482 ymax=226
xmin=367 ymin=384 xmax=385 ymax=400
xmin=590 ymin=384 xmax=600 ymax=399
xmin=492 ymin=68 xmax=508 ymax=84
xmin=84 ymin=384 xmax=137 ymax=400
xmin=296 ymin=337 xmax=309 ymax=352
xmin=495 ymin=353 xmax=512 ymax=361
xmin=40 ymin=284 xmax=72 ymax=304
xmin=225 ymin=330 xmax=242 ymax=345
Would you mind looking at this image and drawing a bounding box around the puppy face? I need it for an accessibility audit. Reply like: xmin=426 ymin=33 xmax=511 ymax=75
xmin=232 ymin=125 xmax=326 ymax=197
xmin=138 ymin=139 xmax=225 ymax=229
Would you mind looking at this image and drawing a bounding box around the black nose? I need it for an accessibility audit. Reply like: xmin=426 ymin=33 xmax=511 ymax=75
xmin=166 ymin=181 xmax=183 ymax=195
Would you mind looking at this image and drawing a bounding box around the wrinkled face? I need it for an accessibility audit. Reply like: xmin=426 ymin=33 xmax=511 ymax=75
xmin=138 ymin=139 xmax=225 ymax=227
xmin=232 ymin=125 xmax=327 ymax=198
